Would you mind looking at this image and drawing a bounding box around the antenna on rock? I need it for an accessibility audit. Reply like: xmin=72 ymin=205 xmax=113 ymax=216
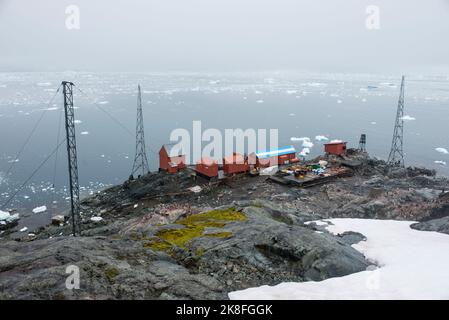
xmin=359 ymin=134 xmax=366 ymax=152
xmin=387 ymin=76 xmax=405 ymax=168
xmin=131 ymin=85 xmax=150 ymax=178
xmin=62 ymin=81 xmax=81 ymax=236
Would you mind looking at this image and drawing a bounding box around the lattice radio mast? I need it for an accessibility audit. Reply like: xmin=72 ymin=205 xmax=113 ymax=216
xmin=131 ymin=85 xmax=150 ymax=177
xmin=387 ymin=76 xmax=405 ymax=168
xmin=359 ymin=134 xmax=366 ymax=152
xmin=62 ymin=81 xmax=81 ymax=236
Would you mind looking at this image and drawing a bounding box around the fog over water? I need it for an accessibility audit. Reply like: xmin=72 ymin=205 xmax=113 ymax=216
xmin=0 ymin=1 xmax=448 ymax=230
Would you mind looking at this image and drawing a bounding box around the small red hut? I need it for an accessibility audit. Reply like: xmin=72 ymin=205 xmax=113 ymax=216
xmin=223 ymin=153 xmax=249 ymax=175
xmin=159 ymin=144 xmax=186 ymax=173
xmin=324 ymin=141 xmax=347 ymax=156
xmin=195 ymin=157 xmax=218 ymax=178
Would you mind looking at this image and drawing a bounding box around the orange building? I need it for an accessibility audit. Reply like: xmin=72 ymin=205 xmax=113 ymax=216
xmin=159 ymin=144 xmax=186 ymax=173
xmin=324 ymin=141 xmax=347 ymax=156
xmin=195 ymin=157 xmax=219 ymax=178
xmin=223 ymin=153 xmax=249 ymax=175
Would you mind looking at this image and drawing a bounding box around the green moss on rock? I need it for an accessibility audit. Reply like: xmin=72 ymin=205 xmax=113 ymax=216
xmin=105 ymin=267 xmax=119 ymax=281
xmin=145 ymin=208 xmax=246 ymax=251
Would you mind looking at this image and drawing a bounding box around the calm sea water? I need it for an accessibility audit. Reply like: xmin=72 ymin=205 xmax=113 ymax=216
xmin=1 ymin=71 xmax=448 ymax=230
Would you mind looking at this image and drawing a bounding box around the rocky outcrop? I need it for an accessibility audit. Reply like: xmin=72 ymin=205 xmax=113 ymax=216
xmin=0 ymin=201 xmax=370 ymax=300
xmin=411 ymin=216 xmax=449 ymax=235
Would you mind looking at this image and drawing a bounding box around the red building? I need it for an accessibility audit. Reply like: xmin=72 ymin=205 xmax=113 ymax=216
xmin=324 ymin=141 xmax=347 ymax=156
xmin=223 ymin=153 xmax=249 ymax=175
xmin=159 ymin=144 xmax=186 ymax=173
xmin=250 ymin=146 xmax=297 ymax=168
xmin=195 ymin=157 xmax=219 ymax=178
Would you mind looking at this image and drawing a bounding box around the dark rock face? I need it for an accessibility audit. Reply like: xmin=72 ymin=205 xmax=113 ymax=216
xmin=2 ymin=152 xmax=449 ymax=300
xmin=167 ymin=205 xmax=369 ymax=292
xmin=0 ymin=237 xmax=225 ymax=300
xmin=411 ymin=216 xmax=449 ymax=235
xmin=0 ymin=202 xmax=370 ymax=300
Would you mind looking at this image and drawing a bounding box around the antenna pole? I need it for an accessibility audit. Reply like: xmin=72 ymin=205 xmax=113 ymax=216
xmin=131 ymin=84 xmax=150 ymax=177
xmin=387 ymin=76 xmax=405 ymax=168
xmin=62 ymin=81 xmax=81 ymax=236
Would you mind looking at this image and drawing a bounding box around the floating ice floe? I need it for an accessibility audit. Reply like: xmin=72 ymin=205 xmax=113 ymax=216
xmin=289 ymin=113 xmax=296 ymax=116
xmin=436 ymin=148 xmax=449 ymax=154
xmin=371 ymin=122 xmax=377 ymax=125
xmin=434 ymin=160 xmax=447 ymax=166
xmin=32 ymin=206 xmax=47 ymax=214
xmin=302 ymin=140 xmax=314 ymax=148
xmin=290 ymin=137 xmax=311 ymax=142
xmin=315 ymin=135 xmax=329 ymax=142
xmin=229 ymin=218 xmax=449 ymax=299
xmin=256 ymin=100 xmax=264 ymax=104
xmin=401 ymin=115 xmax=416 ymax=121
xmin=80 ymin=131 xmax=89 ymax=135
xmin=74 ymin=120 xmax=82 ymax=124
xmin=98 ymin=101 xmax=109 ymax=105
xmin=337 ymin=100 xmax=343 ymax=104
xmin=19 ymin=227 xmax=28 ymax=232
xmin=0 ymin=210 xmax=19 ymax=223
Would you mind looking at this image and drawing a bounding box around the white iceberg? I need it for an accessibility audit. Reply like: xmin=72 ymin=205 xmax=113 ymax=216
xmin=315 ymin=135 xmax=329 ymax=142
xmin=401 ymin=115 xmax=416 ymax=121
xmin=436 ymin=148 xmax=449 ymax=154
xmin=290 ymin=137 xmax=311 ymax=143
xmin=0 ymin=210 xmax=20 ymax=223
xmin=32 ymin=206 xmax=47 ymax=214
xmin=434 ymin=160 xmax=447 ymax=166
xmin=302 ymin=140 xmax=314 ymax=148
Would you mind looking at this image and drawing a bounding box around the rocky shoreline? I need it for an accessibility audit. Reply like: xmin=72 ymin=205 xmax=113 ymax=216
xmin=1 ymin=151 xmax=449 ymax=299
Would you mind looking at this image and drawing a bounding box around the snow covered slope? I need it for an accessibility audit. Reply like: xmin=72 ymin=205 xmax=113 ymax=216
xmin=229 ymin=219 xmax=449 ymax=300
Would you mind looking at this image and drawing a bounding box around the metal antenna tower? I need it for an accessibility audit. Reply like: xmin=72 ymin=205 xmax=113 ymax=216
xmin=387 ymin=76 xmax=406 ymax=168
xmin=62 ymin=81 xmax=81 ymax=236
xmin=131 ymin=85 xmax=150 ymax=177
xmin=359 ymin=134 xmax=366 ymax=152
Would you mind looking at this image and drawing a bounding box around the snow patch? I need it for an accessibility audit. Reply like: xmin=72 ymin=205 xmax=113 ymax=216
xmin=229 ymin=218 xmax=449 ymax=300
xmin=90 ymin=217 xmax=103 ymax=222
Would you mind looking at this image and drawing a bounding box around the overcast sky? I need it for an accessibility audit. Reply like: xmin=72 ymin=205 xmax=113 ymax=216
xmin=1 ymin=0 xmax=448 ymax=73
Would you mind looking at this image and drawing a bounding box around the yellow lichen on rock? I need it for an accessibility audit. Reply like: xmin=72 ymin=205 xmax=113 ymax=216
xmin=145 ymin=208 xmax=246 ymax=251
